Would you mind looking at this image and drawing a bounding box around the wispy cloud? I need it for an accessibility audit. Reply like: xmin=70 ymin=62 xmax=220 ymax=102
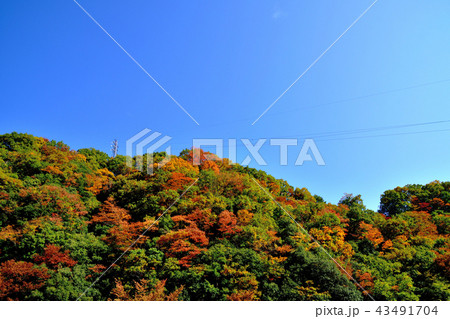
xmin=272 ymin=9 xmax=283 ymax=20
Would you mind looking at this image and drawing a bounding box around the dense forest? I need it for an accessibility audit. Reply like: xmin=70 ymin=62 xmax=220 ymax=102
xmin=0 ymin=132 xmax=448 ymax=301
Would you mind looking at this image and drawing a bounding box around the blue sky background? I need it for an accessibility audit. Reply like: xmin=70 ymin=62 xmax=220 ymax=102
xmin=1 ymin=0 xmax=449 ymax=210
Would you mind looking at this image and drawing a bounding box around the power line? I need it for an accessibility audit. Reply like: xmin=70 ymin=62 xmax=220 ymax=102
xmin=267 ymin=120 xmax=450 ymax=139
xmin=234 ymin=119 xmax=450 ymax=143
xmin=161 ymin=125 xmax=450 ymax=150
xmin=158 ymin=78 xmax=450 ymax=134
xmin=315 ymin=128 xmax=450 ymax=142
xmin=252 ymin=0 xmax=380 ymax=125
xmin=252 ymin=178 xmax=376 ymax=301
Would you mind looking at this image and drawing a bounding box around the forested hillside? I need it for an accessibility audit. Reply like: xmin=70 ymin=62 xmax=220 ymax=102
xmin=0 ymin=133 xmax=448 ymax=301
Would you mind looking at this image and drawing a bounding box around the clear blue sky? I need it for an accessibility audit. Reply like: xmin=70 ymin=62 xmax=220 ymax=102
xmin=1 ymin=0 xmax=450 ymax=210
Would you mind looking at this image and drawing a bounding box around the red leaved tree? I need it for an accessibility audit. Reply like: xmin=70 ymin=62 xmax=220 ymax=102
xmin=33 ymin=244 xmax=77 ymax=269
xmin=91 ymin=197 xmax=149 ymax=250
xmin=0 ymin=260 xmax=50 ymax=301
xmin=157 ymin=225 xmax=209 ymax=267
xmin=217 ymin=210 xmax=241 ymax=236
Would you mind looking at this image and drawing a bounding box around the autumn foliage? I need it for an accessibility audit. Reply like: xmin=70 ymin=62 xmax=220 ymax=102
xmin=0 ymin=260 xmax=49 ymax=300
xmin=33 ymin=244 xmax=77 ymax=269
xmin=111 ymin=279 xmax=183 ymax=301
xmin=91 ymin=197 xmax=149 ymax=249
xmin=0 ymin=133 xmax=448 ymax=301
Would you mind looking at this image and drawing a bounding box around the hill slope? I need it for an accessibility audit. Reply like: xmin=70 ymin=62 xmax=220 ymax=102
xmin=0 ymin=133 xmax=448 ymax=300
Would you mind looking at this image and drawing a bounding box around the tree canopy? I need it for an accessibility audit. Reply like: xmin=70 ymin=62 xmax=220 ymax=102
xmin=0 ymin=132 xmax=448 ymax=300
